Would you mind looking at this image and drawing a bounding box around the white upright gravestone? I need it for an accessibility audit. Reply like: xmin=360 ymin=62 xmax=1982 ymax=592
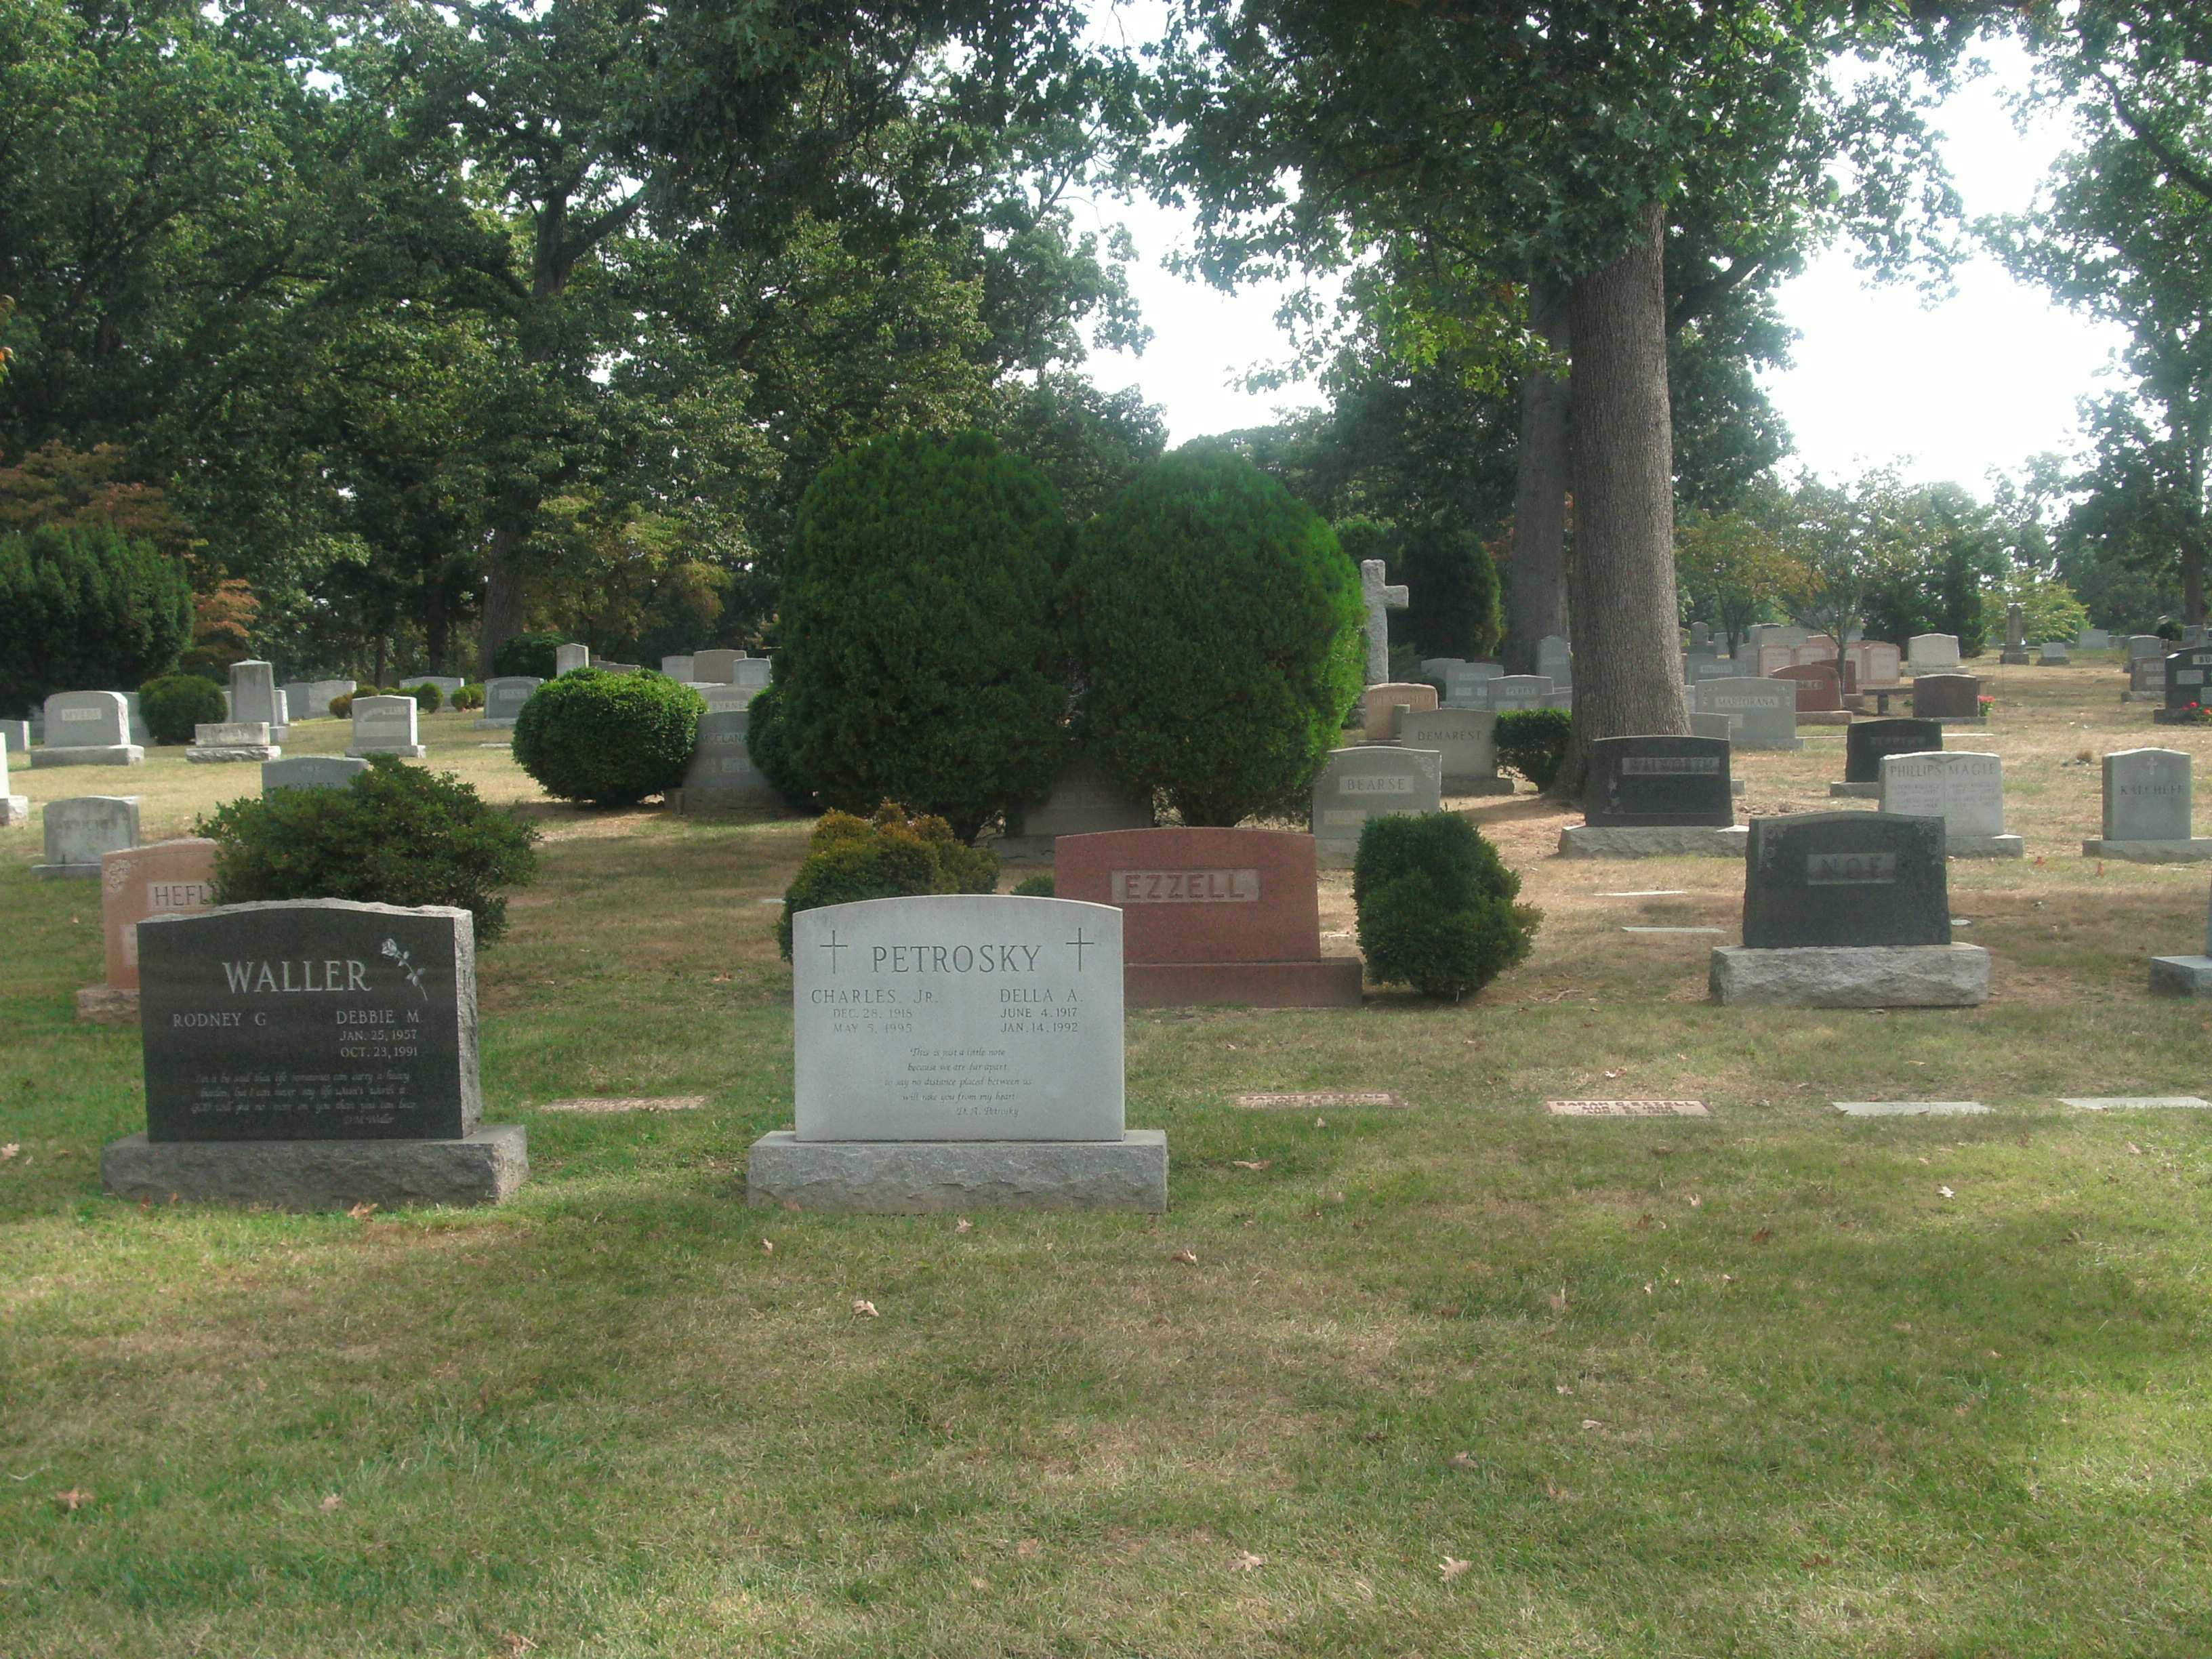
xmin=746 ymin=895 xmax=1166 ymax=1212
xmin=1359 ymin=559 xmax=1408 ymax=685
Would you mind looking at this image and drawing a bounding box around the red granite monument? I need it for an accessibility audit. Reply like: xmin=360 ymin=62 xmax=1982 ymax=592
xmin=1055 ymin=826 xmax=1363 ymax=1006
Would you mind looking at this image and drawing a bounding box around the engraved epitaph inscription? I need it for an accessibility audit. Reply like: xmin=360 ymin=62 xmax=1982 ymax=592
xmin=1807 ymin=851 xmax=1897 ymax=885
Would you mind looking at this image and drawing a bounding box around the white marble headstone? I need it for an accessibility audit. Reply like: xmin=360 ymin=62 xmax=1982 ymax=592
xmin=792 ymin=895 xmax=1124 ymax=1143
xmin=1880 ymin=750 xmax=2005 ymax=838
xmin=2103 ymin=748 xmax=2192 ymax=842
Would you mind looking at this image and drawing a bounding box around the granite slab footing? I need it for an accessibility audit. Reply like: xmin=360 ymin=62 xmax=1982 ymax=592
xmin=474 ymin=718 xmax=518 ymax=729
xmin=745 ymin=1128 xmax=1168 ymax=1214
xmin=1796 ymin=712 xmax=1852 ymax=727
xmin=1711 ymin=943 xmax=1990 ymax=1008
xmin=1931 ymin=717 xmax=1988 ymax=726
xmin=0 ymin=794 xmax=26 ymax=826
xmin=33 ymin=862 xmax=101 ymax=880
xmin=31 ymin=745 xmax=144 ymax=767
xmin=2148 ymin=954 xmax=2212 ymax=996
xmin=75 ymin=987 xmax=139 ymax=1025
xmin=101 ymin=1125 xmax=529 ymax=1210
xmin=1828 ymin=781 xmax=1883 ymax=798
xmin=346 ymin=745 xmax=428 ymax=758
xmin=1559 ymin=825 xmax=1749 ymax=859
xmin=2083 ymin=838 xmax=2212 ymax=863
xmin=2001 ymin=649 xmax=2033 ymax=665
xmin=1946 ymin=834 xmax=2025 ymax=859
xmin=1734 ymin=739 xmax=1805 ymax=752
xmin=186 ymin=745 xmax=280 ymax=763
xmin=1126 ymin=959 xmax=1364 ymax=1008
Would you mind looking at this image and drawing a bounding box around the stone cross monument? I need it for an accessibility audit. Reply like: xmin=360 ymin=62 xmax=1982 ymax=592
xmin=1360 ymin=559 xmax=1408 ymax=685
xmin=2001 ymin=601 xmax=2031 ymax=665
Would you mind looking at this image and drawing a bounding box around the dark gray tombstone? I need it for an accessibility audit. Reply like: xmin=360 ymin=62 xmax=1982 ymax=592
xmin=2164 ymin=647 xmax=2212 ymax=712
xmin=1845 ymin=718 xmax=1944 ymax=783
xmin=1742 ymin=813 xmax=1950 ymax=948
xmin=1583 ymin=736 xmax=1732 ymax=828
xmin=262 ymin=756 xmax=371 ymax=793
xmin=1910 ymin=673 xmax=1983 ymax=721
xmin=138 ymin=901 xmax=479 ymax=1143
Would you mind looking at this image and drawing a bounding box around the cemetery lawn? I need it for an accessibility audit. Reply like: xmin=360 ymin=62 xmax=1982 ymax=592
xmin=3 ymin=667 xmax=2211 ymax=1658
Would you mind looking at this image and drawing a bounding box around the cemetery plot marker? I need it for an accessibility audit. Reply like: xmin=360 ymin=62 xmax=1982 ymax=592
xmin=2083 ymin=747 xmax=2212 ymax=861
xmin=33 ymin=691 xmax=143 ymax=769
xmin=1879 ymin=751 xmax=2023 ymax=858
xmin=2062 ymin=1097 xmax=2209 ymax=1110
xmin=1832 ymin=1101 xmax=1989 ymax=1117
xmin=1232 ymin=1091 xmax=1406 ymax=1109
xmin=1545 ymin=1099 xmax=1710 ymax=1117
xmin=1560 ymin=736 xmax=1746 ymax=859
xmin=36 ymin=796 xmax=139 ymax=880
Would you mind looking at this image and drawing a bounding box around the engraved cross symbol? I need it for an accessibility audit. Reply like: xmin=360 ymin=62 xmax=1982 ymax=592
xmin=1066 ymin=928 xmax=1095 ymax=970
xmin=819 ymin=929 xmax=846 ymax=971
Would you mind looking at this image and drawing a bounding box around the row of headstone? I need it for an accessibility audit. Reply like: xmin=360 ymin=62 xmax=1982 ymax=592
xmin=348 ymin=695 xmax=427 ymax=758
xmin=1450 ymin=674 xmax=1567 ymax=713
xmin=476 ymin=676 xmax=542 ymax=729
xmin=1690 ymin=678 xmax=1800 ymax=749
xmin=186 ymin=721 xmax=279 ymax=764
xmin=1878 ymin=751 xmax=2022 ymax=857
xmin=2085 ymin=748 xmax=2212 ymax=861
xmin=1559 ymin=737 xmax=1747 ymax=857
xmin=33 ymin=691 xmax=144 ymax=768
xmin=75 ymin=838 xmax=220 ymax=1025
xmin=35 ymin=795 xmax=140 ymax=879
xmin=281 ymin=678 xmax=356 ymax=720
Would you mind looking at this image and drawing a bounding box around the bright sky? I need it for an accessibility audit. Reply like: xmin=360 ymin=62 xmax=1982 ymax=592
xmin=1076 ymin=23 xmax=2129 ymax=498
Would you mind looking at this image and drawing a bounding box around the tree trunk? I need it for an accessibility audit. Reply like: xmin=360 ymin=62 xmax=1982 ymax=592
xmin=478 ymin=514 xmax=531 ymax=678
xmin=1549 ymin=203 xmax=1687 ymax=800
xmin=424 ymin=556 xmax=449 ymax=674
xmin=2185 ymin=439 xmax=2207 ymax=627
xmin=1505 ymin=278 xmax=1570 ymax=674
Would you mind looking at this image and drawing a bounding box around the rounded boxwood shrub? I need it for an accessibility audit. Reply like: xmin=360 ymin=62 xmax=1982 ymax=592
xmin=1353 ymin=813 xmax=1539 ymax=1000
xmin=401 ymin=681 xmax=443 ymax=714
xmin=453 ymin=682 xmax=485 ymax=711
xmin=776 ymin=802 xmax=1000 ymax=959
xmin=1064 ymin=449 xmax=1363 ymax=826
xmin=0 ymin=522 xmax=194 ymax=715
xmin=1012 ymin=871 xmax=1054 ymax=897
xmin=194 ymin=756 xmax=539 ymax=943
xmin=493 ymin=632 xmax=564 ymax=680
xmin=1494 ymin=708 xmax=1572 ymax=789
xmin=743 ymin=679 xmax=819 ymax=813
xmin=776 ymin=430 xmax=1072 ymax=842
xmin=329 ymin=691 xmax=354 ymax=719
xmin=140 ymin=673 xmax=226 ymax=745
xmin=512 ymin=667 xmax=703 ymax=806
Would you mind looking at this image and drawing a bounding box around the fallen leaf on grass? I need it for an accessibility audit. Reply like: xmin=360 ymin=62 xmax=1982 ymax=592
xmin=970 ymin=1576 xmax=989 ymax=1591
xmin=343 ymin=1201 xmax=378 ymax=1221
xmin=1440 ymin=1557 xmax=1472 ymax=1581
xmin=53 ymin=1489 xmax=91 ymax=1511
xmin=1650 ymin=1145 xmax=1673 ymax=1158
xmin=2125 ymin=1142 xmax=2144 ymax=1155
xmin=760 ymin=1239 xmax=774 ymax=1254
xmin=1643 ymin=1282 xmax=1654 ymax=1295
xmin=1752 ymin=1227 xmax=1771 ymax=1244
xmin=1170 ymin=1248 xmax=1198 ymax=1266
xmin=0 ymin=1145 xmax=17 ymax=1161
xmin=955 ymin=1217 xmax=972 ymax=1233
xmin=1580 ymin=1419 xmax=1602 ymax=1431
xmin=1449 ymin=1452 xmax=1475 ymax=1469
xmin=1229 ymin=1551 xmax=1265 ymax=1572
xmin=1687 ymin=1195 xmax=1702 ymax=1208
xmin=1801 ymin=1555 xmax=1832 ymax=1570
xmin=1313 ymin=1117 xmax=1327 ymax=1128
xmin=319 ymin=1494 xmax=342 ymax=1513
xmin=852 ymin=1299 xmax=879 ymax=1317
xmin=1603 ymin=1068 xmax=1626 ymax=1080
xmin=1634 ymin=1213 xmax=1652 ymax=1231
xmin=1318 ymin=1188 xmax=1346 ymax=1206
xmin=1547 ymin=1288 xmax=1570 ymax=1313
xmin=1231 ymin=1160 xmax=1270 ymax=1172
xmin=502 ymin=1635 xmax=537 ymax=1656
xmin=1016 ymin=1538 xmax=1042 ymax=1559
xmin=1938 ymin=1187 xmax=1955 ymax=1199
xmin=1721 ymin=1274 xmax=1736 ymax=1284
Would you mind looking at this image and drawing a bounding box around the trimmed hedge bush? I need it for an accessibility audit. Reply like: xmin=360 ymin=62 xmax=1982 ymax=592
xmin=401 ymin=682 xmax=442 ymax=714
xmin=1495 ymin=708 xmax=1572 ymax=789
xmin=194 ymin=756 xmax=539 ymax=943
xmin=775 ymin=803 xmax=1000 ymax=959
xmin=513 ymin=668 xmax=704 ymax=806
xmin=0 ymin=523 xmax=194 ymax=716
xmin=453 ymin=683 xmax=485 ymax=711
xmin=140 ymin=674 xmax=226 ymax=745
xmin=777 ymin=430 xmax=1072 ymax=842
xmin=1011 ymin=871 xmax=1055 ymax=897
xmin=329 ymin=692 xmax=355 ymax=720
xmin=1065 ymin=449 xmax=1363 ymax=826
xmin=743 ymin=680 xmax=819 ymax=813
xmin=1353 ymin=813 xmax=1538 ymax=1000
xmin=493 ymin=633 xmax=564 ymax=680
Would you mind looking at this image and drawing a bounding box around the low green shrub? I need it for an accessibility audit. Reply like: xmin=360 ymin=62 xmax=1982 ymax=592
xmin=512 ymin=667 xmax=703 ymax=806
xmin=401 ymin=682 xmax=443 ymax=714
xmin=139 ymin=674 xmax=226 ymax=745
xmin=194 ymin=756 xmax=539 ymax=943
xmin=776 ymin=802 xmax=999 ymax=959
xmin=743 ymin=680 xmax=819 ymax=813
xmin=329 ymin=691 xmax=354 ymax=720
xmin=1494 ymin=708 xmax=1572 ymax=789
xmin=453 ymin=683 xmax=485 ymax=711
xmin=1353 ymin=813 xmax=1538 ymax=1000
xmin=1012 ymin=872 xmax=1055 ymax=897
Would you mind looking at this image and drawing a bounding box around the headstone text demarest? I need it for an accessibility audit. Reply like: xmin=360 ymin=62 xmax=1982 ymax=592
xmin=138 ymin=900 xmax=480 ymax=1142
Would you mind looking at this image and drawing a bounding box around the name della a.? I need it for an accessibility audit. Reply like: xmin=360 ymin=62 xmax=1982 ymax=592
xmin=1000 ymin=987 xmax=1077 ymax=1004
xmin=220 ymin=959 xmax=372 ymax=994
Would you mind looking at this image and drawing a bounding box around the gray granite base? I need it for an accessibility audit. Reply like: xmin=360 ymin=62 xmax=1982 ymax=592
xmin=2148 ymin=954 xmax=2212 ymax=996
xmin=1711 ymin=944 xmax=1990 ymax=1007
xmin=1828 ymin=781 xmax=1883 ymax=798
xmin=346 ymin=745 xmax=428 ymax=758
xmin=745 ymin=1128 xmax=1168 ymax=1213
xmin=1947 ymin=834 xmax=2025 ymax=859
xmin=186 ymin=745 xmax=280 ymax=763
xmin=2083 ymin=838 xmax=2212 ymax=863
xmin=75 ymin=987 xmax=139 ymax=1025
xmin=0 ymin=794 xmax=26 ymax=825
xmin=1734 ymin=738 xmax=1805 ymax=752
xmin=31 ymin=745 xmax=144 ymax=767
xmin=33 ymin=862 xmax=102 ymax=880
xmin=473 ymin=718 xmax=517 ymax=729
xmin=1444 ymin=776 xmax=1517 ymax=797
xmin=102 ymin=1125 xmax=528 ymax=1210
xmin=1559 ymin=825 xmax=1748 ymax=859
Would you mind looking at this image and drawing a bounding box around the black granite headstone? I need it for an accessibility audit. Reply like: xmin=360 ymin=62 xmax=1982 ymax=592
xmin=1844 ymin=718 xmax=1944 ymax=783
xmin=1742 ymin=813 xmax=1950 ymax=949
xmin=2164 ymin=647 xmax=2212 ymax=712
xmin=1584 ymin=736 xmax=1732 ymax=827
xmin=139 ymin=899 xmax=479 ymax=1142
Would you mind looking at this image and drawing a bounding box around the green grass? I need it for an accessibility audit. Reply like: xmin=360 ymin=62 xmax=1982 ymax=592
xmin=1 ymin=668 xmax=2210 ymax=1656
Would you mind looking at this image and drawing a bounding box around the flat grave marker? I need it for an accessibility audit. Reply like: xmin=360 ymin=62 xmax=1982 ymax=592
xmin=2060 ymin=1097 xmax=2209 ymax=1110
xmin=1545 ymin=1099 xmax=1710 ymax=1118
xmin=1232 ymin=1091 xmax=1407 ymax=1109
xmin=1833 ymin=1101 xmax=1989 ymax=1117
